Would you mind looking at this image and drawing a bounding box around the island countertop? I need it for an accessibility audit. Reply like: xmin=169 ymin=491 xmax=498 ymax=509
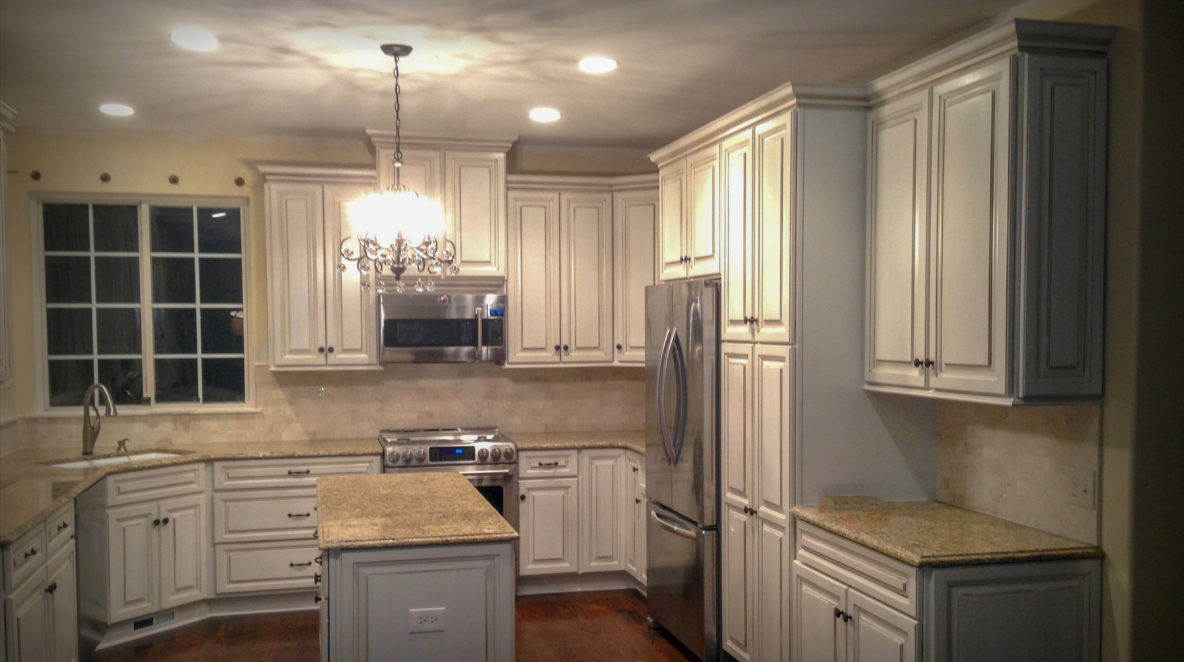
xmin=317 ymin=472 xmax=519 ymax=550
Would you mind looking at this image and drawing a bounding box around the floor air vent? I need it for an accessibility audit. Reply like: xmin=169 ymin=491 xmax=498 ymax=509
xmin=132 ymin=611 xmax=175 ymax=631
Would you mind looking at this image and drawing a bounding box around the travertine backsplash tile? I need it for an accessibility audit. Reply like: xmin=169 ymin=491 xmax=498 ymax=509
xmin=937 ymin=401 xmax=1100 ymax=544
xmin=10 ymin=364 xmax=644 ymax=452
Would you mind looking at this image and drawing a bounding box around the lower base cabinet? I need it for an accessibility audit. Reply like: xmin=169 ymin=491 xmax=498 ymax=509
xmin=4 ymin=544 xmax=77 ymax=662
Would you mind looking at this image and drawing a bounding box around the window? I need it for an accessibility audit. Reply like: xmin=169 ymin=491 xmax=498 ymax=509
xmin=39 ymin=198 xmax=248 ymax=409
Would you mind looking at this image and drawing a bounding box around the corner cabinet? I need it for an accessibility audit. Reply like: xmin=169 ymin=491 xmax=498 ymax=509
xmin=657 ymin=144 xmax=721 ymax=281
xmin=261 ymin=166 xmax=380 ymax=369
xmin=865 ymin=20 xmax=1115 ymax=403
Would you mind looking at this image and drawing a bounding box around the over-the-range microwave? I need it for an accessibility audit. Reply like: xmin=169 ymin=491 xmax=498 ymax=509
xmin=379 ymin=289 xmax=506 ymax=363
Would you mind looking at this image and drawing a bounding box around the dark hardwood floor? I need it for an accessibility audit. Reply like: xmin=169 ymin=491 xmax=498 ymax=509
xmin=91 ymin=589 xmax=696 ymax=661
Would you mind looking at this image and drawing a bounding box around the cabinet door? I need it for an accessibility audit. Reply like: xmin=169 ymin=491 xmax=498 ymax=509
xmin=45 ymin=547 xmax=77 ymax=662
xmin=159 ymin=493 xmax=209 ymax=610
xmin=622 ymin=453 xmax=644 ymax=580
xmin=507 ymin=192 xmax=561 ymax=364
xmin=721 ymin=502 xmax=754 ymax=661
xmin=658 ymin=160 xmax=687 ymax=281
xmin=376 ymin=147 xmax=442 ymax=203
xmin=753 ymin=112 xmax=795 ymax=344
xmin=579 ymin=450 xmax=623 ymax=572
xmin=866 ymin=91 xmax=930 ymax=388
xmin=323 ymin=184 xmax=378 ymax=366
xmin=792 ymin=561 xmax=846 ymax=662
xmin=753 ymin=345 xmax=792 ymax=527
xmin=755 ymin=518 xmax=789 ymax=662
xmin=562 ymin=193 xmax=613 ymax=364
xmin=848 ymin=590 xmax=918 ymax=662
xmin=446 ymin=150 xmax=506 ymax=278
xmin=686 ymin=144 xmax=722 ymax=277
xmin=721 ymin=129 xmax=754 ymax=342
xmin=518 ymin=478 xmax=579 ymax=575
xmin=928 ymin=58 xmax=1011 ymax=396
xmin=721 ymin=343 xmax=753 ymax=509
xmin=107 ymin=502 xmax=158 ymax=621
xmin=613 ymin=189 xmax=657 ymax=364
xmin=5 ymin=572 xmax=49 ymax=662
xmin=267 ymin=182 xmax=327 ymax=366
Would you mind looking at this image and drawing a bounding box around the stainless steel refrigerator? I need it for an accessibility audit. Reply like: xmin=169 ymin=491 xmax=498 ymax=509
xmin=645 ymin=278 xmax=720 ymax=661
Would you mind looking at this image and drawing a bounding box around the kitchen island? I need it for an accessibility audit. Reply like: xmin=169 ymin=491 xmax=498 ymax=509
xmin=317 ymin=472 xmax=518 ymax=662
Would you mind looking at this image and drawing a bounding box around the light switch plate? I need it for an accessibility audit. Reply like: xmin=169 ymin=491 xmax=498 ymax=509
xmin=1069 ymin=470 xmax=1096 ymax=510
xmin=409 ymin=607 xmax=446 ymax=633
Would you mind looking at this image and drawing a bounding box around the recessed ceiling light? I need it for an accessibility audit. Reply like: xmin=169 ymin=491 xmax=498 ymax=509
xmin=529 ymin=107 xmax=561 ymax=123
xmin=99 ymin=103 xmax=135 ymax=117
xmin=171 ymin=26 xmax=219 ymax=52
xmin=578 ymin=56 xmax=618 ymax=74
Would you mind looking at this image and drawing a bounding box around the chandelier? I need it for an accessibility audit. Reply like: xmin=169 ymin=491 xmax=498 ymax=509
xmin=340 ymin=43 xmax=457 ymax=293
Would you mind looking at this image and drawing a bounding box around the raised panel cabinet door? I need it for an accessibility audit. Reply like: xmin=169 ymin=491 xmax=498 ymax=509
xmin=446 ymin=150 xmax=506 ymax=277
xmin=579 ymin=450 xmax=624 ymax=572
xmin=507 ymin=191 xmax=561 ymax=364
xmin=753 ymin=112 xmax=795 ymax=345
xmin=46 ymin=547 xmax=78 ymax=662
xmin=622 ymin=453 xmax=643 ymax=580
xmin=106 ymin=502 xmax=158 ymax=622
xmin=376 ymin=147 xmax=442 ymax=202
xmin=755 ymin=518 xmax=789 ymax=662
xmin=866 ymin=91 xmax=930 ymax=388
xmin=721 ymin=129 xmax=755 ymax=343
xmin=720 ymin=343 xmax=754 ymax=508
xmin=518 ymin=478 xmax=579 ymax=575
xmin=613 ymin=189 xmax=658 ymax=364
xmin=792 ymin=561 xmax=846 ymax=662
xmin=562 ymin=193 xmax=613 ymax=363
xmin=687 ymin=143 xmax=722 ymax=277
xmin=658 ymin=160 xmax=688 ymax=281
xmin=267 ymin=182 xmax=327 ymax=366
xmin=753 ymin=345 xmax=792 ymax=527
xmin=323 ymin=184 xmax=378 ymax=366
xmin=159 ymin=493 xmax=209 ymax=610
xmin=6 ymin=572 xmax=49 ymax=662
xmin=721 ymin=502 xmax=754 ymax=662
xmin=928 ymin=58 xmax=1012 ymax=396
xmin=848 ymin=590 xmax=918 ymax=662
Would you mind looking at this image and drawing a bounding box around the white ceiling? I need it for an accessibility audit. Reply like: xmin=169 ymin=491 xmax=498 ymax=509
xmin=1 ymin=0 xmax=1027 ymax=151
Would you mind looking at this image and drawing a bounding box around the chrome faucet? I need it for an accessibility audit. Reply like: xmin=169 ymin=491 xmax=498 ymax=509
xmin=82 ymin=383 xmax=118 ymax=455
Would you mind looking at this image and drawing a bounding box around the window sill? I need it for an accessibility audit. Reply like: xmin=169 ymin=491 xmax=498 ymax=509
xmin=32 ymin=404 xmax=263 ymax=419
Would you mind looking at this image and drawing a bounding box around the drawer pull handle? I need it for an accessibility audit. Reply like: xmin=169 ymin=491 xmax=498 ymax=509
xmin=288 ymin=469 xmax=312 ymax=476
xmin=314 ymin=573 xmax=322 ymax=584
xmin=56 ymin=522 xmax=70 ymax=532
xmin=314 ymin=594 xmax=323 ymax=604
xmin=288 ymin=512 xmax=312 ymax=519
xmin=24 ymin=547 xmax=38 ymax=560
xmin=536 ymin=461 xmax=561 ymax=468
xmin=290 ymin=561 xmax=313 ymax=568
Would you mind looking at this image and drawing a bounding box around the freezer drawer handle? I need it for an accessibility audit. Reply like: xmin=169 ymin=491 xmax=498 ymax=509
xmin=650 ymin=509 xmax=697 ymax=540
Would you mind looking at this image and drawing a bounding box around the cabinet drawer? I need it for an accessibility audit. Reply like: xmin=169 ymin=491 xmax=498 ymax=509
xmin=3 ymin=521 xmax=46 ymax=591
xmin=213 ymin=489 xmax=319 ymax=543
xmin=212 ymin=456 xmax=380 ymax=489
xmin=214 ymin=540 xmax=321 ymax=594
xmin=519 ymin=450 xmax=579 ymax=478
xmin=795 ymin=521 xmax=919 ymax=617
xmin=45 ymin=501 xmax=75 ymax=556
xmin=106 ymin=462 xmax=207 ymax=506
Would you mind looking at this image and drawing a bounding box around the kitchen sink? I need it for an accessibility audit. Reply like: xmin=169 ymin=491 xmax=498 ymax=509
xmin=50 ymin=452 xmax=180 ymax=469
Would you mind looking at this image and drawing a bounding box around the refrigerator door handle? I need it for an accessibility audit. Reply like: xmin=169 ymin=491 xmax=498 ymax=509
xmin=670 ymin=329 xmax=688 ymax=465
xmin=656 ymin=327 xmax=676 ymax=463
xmin=651 ymin=508 xmax=698 ymax=540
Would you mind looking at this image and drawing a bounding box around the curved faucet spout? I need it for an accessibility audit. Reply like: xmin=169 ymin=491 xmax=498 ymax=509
xmin=82 ymin=384 xmax=118 ymax=455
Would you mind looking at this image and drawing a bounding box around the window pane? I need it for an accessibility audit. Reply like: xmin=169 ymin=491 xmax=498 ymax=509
xmin=48 ymin=359 xmax=93 ymax=406
xmin=43 ymin=203 xmax=90 ymax=251
xmin=95 ymin=257 xmax=141 ymax=304
xmin=97 ymin=308 xmax=141 ymax=354
xmin=46 ymin=308 xmax=93 ymax=355
xmin=152 ymin=257 xmax=195 ymax=303
xmin=93 ymin=205 xmax=139 ymax=252
xmin=99 ymin=359 xmax=145 ymax=405
xmin=155 ymin=358 xmax=199 ymax=403
xmin=198 ymin=208 xmax=241 ymax=254
xmin=150 ymin=206 xmax=194 ymax=253
xmin=199 ymin=258 xmax=242 ymax=304
xmin=202 ymin=358 xmax=245 ymax=403
xmin=45 ymin=256 xmax=92 ymax=303
xmin=201 ymin=309 xmax=245 ymax=354
xmin=153 ymin=308 xmax=197 ymax=354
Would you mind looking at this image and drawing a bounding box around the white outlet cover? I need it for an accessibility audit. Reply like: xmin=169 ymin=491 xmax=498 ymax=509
xmin=409 ymin=607 xmax=446 ymax=633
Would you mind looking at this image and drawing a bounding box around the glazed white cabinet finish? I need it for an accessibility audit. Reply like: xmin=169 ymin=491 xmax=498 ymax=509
xmin=4 ymin=531 xmax=77 ymax=662
xmin=507 ymin=192 xmax=561 ymax=364
xmin=613 ymin=189 xmax=658 ymax=364
xmin=578 ymin=450 xmax=624 ymax=572
xmin=792 ymin=562 xmax=919 ymax=662
xmin=658 ymin=144 xmax=721 ymax=281
xmin=622 ymin=452 xmax=647 ymax=583
xmin=563 ymin=194 xmax=614 ymax=364
xmin=518 ymin=477 xmax=578 ymax=575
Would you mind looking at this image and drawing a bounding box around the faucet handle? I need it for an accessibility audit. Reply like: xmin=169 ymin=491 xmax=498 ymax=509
xmin=117 ymin=438 xmax=129 ymax=452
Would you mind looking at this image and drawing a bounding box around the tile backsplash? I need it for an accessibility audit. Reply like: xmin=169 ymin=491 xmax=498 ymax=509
xmin=6 ymin=364 xmax=645 ymax=452
xmin=937 ymin=401 xmax=1100 ymax=544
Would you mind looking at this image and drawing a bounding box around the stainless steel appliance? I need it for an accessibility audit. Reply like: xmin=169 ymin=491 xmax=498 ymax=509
xmin=380 ymin=290 xmax=506 ymax=363
xmin=645 ymin=278 xmax=720 ymax=661
xmin=379 ymin=427 xmax=518 ymax=532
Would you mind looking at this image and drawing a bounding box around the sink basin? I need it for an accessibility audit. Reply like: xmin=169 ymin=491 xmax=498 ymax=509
xmin=51 ymin=452 xmax=180 ymax=469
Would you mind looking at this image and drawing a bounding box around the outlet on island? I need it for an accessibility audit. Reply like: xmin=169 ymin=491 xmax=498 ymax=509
xmin=408 ymin=606 xmax=447 ymax=633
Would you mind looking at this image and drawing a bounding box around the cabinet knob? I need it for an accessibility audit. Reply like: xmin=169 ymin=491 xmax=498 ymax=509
xmin=318 ymin=346 xmax=325 ymax=354
xmin=314 ymin=573 xmax=322 ymax=585
xmin=635 ymin=498 xmax=642 ymax=504
xmin=554 ymin=344 xmax=561 ymax=353
xmin=562 ymin=344 xmax=569 ymax=353
xmin=519 ymin=494 xmax=526 ymax=501
xmin=153 ymin=518 xmax=161 ymax=527
xmin=57 ymin=521 xmax=69 ymax=532
xmin=328 ymin=346 xmax=335 ymax=353
xmin=162 ymin=517 xmax=170 ymax=525
xmin=616 ymin=343 xmax=623 ymax=351
xmin=923 ymin=358 xmax=935 ymax=368
xmin=23 ymin=547 xmax=37 ymax=559
xmin=913 ymin=358 xmax=923 ymax=368
xmin=45 ymin=582 xmax=57 ymax=595
xmin=314 ymin=594 xmax=323 ymax=604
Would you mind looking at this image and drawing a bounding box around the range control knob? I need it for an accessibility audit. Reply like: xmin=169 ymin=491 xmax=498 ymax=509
xmin=502 ymin=447 xmax=515 ymax=462
xmin=387 ymin=450 xmax=400 ymax=464
xmin=490 ymin=447 xmax=502 ymax=461
xmin=478 ymin=448 xmax=490 ymax=461
xmin=401 ymin=449 xmax=413 ymax=463
xmin=415 ymin=449 xmax=426 ymax=463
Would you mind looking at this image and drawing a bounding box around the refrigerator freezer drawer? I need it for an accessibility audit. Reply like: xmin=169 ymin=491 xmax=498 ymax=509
xmin=646 ymin=502 xmax=719 ymax=661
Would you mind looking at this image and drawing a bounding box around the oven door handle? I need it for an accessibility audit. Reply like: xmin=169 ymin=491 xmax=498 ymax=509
xmin=475 ymin=307 xmax=484 ymax=362
xmin=457 ymin=469 xmax=515 ymax=478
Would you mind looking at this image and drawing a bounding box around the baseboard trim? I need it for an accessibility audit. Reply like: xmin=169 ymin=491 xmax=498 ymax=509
xmin=516 ymin=571 xmax=646 ymax=596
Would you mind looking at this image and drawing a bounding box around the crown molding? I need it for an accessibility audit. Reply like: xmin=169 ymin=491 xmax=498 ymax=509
xmin=364 ymin=130 xmax=517 ymax=155
xmin=507 ymin=172 xmax=658 ymax=192
xmin=256 ymin=164 xmax=376 ymax=185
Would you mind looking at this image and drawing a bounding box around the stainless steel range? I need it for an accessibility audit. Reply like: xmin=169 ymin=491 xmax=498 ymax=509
xmin=379 ymin=428 xmax=518 ymax=533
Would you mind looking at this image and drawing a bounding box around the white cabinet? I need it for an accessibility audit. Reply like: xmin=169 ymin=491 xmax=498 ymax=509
xmin=622 ymin=452 xmax=646 ymax=583
xmin=579 ymin=450 xmax=624 ymax=573
xmin=613 ymin=187 xmax=658 ymax=364
xmin=0 ymin=103 xmax=13 ymax=388
xmin=261 ymin=166 xmax=379 ymax=368
xmin=792 ymin=562 xmax=919 ymax=662
xmin=865 ymin=21 xmax=1113 ymax=403
xmin=721 ymin=343 xmax=793 ymax=662
xmin=518 ymin=477 xmax=579 ymax=575
xmin=658 ymin=144 xmax=721 ymax=281
xmin=3 ymin=504 xmax=77 ymax=662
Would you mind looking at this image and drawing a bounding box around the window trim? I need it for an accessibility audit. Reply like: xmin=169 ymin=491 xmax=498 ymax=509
xmin=32 ymin=193 xmax=254 ymax=414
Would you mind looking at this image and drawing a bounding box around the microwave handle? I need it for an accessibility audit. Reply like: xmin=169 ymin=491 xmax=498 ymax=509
xmin=475 ymin=307 xmax=483 ymax=362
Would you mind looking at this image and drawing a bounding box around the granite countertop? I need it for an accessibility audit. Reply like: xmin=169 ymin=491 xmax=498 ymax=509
xmin=512 ymin=430 xmax=645 ymax=455
xmin=0 ymin=438 xmax=379 ymax=545
xmin=792 ymin=497 xmax=1103 ymax=567
xmin=317 ymin=472 xmax=519 ymax=550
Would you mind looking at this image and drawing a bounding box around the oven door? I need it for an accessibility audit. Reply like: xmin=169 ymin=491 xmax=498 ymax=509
xmin=456 ymin=468 xmax=519 ymax=534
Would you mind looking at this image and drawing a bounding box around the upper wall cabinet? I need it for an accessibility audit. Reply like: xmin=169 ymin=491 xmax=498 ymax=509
xmin=865 ymin=19 xmax=1115 ymax=404
xmin=657 ymin=144 xmax=721 ymax=281
xmin=613 ymin=183 xmax=659 ymax=364
xmin=366 ymin=132 xmax=514 ymax=280
xmin=0 ymin=103 xmax=13 ymax=388
xmin=260 ymin=166 xmax=379 ymax=369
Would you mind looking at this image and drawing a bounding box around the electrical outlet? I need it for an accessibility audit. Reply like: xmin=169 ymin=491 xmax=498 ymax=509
xmin=408 ymin=607 xmax=446 ymax=633
xmin=1069 ymin=470 xmax=1096 ymax=510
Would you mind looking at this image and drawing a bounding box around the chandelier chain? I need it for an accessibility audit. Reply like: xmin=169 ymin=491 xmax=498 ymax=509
xmin=392 ymin=53 xmax=403 ymax=186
